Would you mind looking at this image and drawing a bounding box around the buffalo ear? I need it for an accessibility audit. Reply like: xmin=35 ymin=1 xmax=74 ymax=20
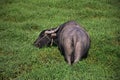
xmin=51 ymin=33 xmax=57 ymax=38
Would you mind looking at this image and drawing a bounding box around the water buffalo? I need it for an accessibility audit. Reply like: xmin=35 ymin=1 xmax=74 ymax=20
xmin=34 ymin=21 xmax=90 ymax=65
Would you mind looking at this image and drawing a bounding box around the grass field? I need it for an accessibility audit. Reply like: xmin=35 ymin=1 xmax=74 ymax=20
xmin=0 ymin=0 xmax=120 ymax=80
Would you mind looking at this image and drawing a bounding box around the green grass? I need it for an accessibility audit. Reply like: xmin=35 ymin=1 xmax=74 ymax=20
xmin=0 ymin=0 xmax=120 ymax=80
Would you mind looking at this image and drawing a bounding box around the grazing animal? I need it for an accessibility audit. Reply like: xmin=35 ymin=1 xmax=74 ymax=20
xmin=34 ymin=21 xmax=90 ymax=65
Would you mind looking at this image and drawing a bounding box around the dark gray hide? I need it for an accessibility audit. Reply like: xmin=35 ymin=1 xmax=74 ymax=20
xmin=57 ymin=21 xmax=90 ymax=65
xmin=34 ymin=21 xmax=90 ymax=65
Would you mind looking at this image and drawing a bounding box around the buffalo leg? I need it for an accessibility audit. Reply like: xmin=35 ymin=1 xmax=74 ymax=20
xmin=74 ymin=42 xmax=82 ymax=63
xmin=65 ymin=55 xmax=71 ymax=65
xmin=64 ymin=40 xmax=73 ymax=65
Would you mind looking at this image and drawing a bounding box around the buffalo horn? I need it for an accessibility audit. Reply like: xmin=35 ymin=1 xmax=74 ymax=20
xmin=45 ymin=27 xmax=59 ymax=34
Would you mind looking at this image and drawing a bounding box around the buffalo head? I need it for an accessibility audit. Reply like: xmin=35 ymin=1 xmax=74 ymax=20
xmin=34 ymin=27 xmax=59 ymax=48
